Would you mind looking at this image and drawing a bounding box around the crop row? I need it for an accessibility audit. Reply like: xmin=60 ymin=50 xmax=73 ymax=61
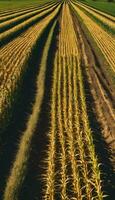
xmin=2 ymin=11 xmax=59 ymax=200
xmin=0 ymin=6 xmax=41 ymax=24
xmin=0 ymin=4 xmax=41 ymax=17
xmin=44 ymin=3 xmax=103 ymax=199
xmin=0 ymin=2 xmax=58 ymax=33
xmin=76 ymin=1 xmax=115 ymax=21
xmin=0 ymin=0 xmax=56 ymax=17
xmin=0 ymin=4 xmax=61 ymax=131
xmin=71 ymin=2 xmax=115 ymax=73
xmin=0 ymin=3 xmax=59 ymax=46
xmin=0 ymin=0 xmax=57 ymax=23
xmin=72 ymin=1 xmax=115 ymax=32
xmin=77 ymin=15 xmax=115 ymax=169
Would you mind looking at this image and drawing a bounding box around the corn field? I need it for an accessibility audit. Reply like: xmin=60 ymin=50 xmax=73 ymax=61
xmin=0 ymin=0 xmax=115 ymax=199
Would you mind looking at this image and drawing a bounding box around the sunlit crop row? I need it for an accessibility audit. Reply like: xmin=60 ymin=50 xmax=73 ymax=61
xmin=76 ymin=1 xmax=115 ymax=21
xmin=0 ymin=5 xmax=42 ymax=23
xmin=73 ymin=1 xmax=115 ymax=30
xmin=0 ymin=5 xmax=38 ymax=17
xmin=0 ymin=2 xmax=57 ymax=33
xmin=71 ymin=2 xmax=115 ymax=72
xmin=0 ymin=1 xmax=54 ymax=17
xmin=0 ymin=5 xmax=61 ymax=129
xmin=44 ymin=3 xmax=103 ymax=199
xmin=77 ymin=22 xmax=115 ymax=169
xmin=1 ymin=1 xmax=112 ymax=199
xmin=3 ymin=17 xmax=58 ymax=200
xmin=0 ymin=3 xmax=58 ymax=44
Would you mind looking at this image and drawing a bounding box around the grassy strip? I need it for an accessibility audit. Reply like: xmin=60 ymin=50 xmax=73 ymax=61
xmin=0 ymin=0 xmax=56 ymax=10
xmin=3 ymin=17 xmax=58 ymax=200
xmin=75 ymin=1 xmax=115 ymax=21
xmin=0 ymin=2 xmax=57 ymax=33
xmin=0 ymin=3 xmax=59 ymax=47
xmin=79 ymin=0 xmax=115 ymax=16
xmin=72 ymin=2 xmax=115 ymax=35
xmin=0 ymin=1 xmax=58 ymax=23
xmin=0 ymin=5 xmax=42 ymax=18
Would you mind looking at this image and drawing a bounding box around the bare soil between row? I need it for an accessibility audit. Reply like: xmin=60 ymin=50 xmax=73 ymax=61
xmin=0 ymin=4 xmax=115 ymax=199
xmin=71 ymin=8 xmax=115 ymax=199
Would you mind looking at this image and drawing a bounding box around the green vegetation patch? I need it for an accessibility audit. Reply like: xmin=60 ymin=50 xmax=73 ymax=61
xmin=79 ymin=0 xmax=115 ymax=16
xmin=76 ymin=4 xmax=115 ymax=35
xmin=0 ymin=0 xmax=56 ymax=10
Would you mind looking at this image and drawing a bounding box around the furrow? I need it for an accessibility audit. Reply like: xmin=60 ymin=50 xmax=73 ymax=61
xmin=0 ymin=2 xmax=58 ymax=33
xmin=71 ymin=3 xmax=115 ymax=72
xmin=0 ymin=5 xmax=61 ymax=128
xmin=3 ymin=19 xmax=57 ymax=200
xmin=0 ymin=3 xmax=59 ymax=46
xmin=73 ymin=1 xmax=115 ymax=30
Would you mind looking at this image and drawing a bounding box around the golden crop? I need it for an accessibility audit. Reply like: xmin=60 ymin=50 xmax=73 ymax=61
xmin=44 ymin=3 xmax=103 ymax=199
xmin=73 ymin=1 xmax=115 ymax=30
xmin=71 ymin=2 xmax=115 ymax=72
xmin=0 ymin=4 xmax=60 ymax=129
xmin=1 ymin=1 xmax=114 ymax=199
xmin=3 ymin=12 xmax=59 ymax=199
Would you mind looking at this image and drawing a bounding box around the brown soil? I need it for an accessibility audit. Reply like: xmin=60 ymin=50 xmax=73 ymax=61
xmin=71 ymin=7 xmax=115 ymax=169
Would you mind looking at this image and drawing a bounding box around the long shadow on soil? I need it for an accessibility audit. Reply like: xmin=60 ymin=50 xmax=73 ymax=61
xmin=83 ymin=35 xmax=115 ymax=105
xmin=81 ymin=62 xmax=115 ymax=200
xmin=18 ymin=23 xmax=59 ymax=200
xmin=70 ymin=8 xmax=115 ymax=199
xmin=0 ymin=4 xmax=59 ymax=48
xmin=0 ymin=21 xmax=56 ymax=199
